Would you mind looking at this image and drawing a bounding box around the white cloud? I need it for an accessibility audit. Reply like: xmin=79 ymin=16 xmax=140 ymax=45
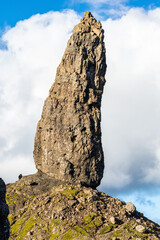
xmin=101 ymin=8 xmax=160 ymax=189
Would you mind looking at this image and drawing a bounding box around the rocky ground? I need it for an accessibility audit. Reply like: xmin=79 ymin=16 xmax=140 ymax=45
xmin=6 ymin=173 xmax=160 ymax=240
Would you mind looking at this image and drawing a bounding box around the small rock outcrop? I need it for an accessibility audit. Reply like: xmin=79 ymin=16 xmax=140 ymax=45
xmin=0 ymin=178 xmax=10 ymax=240
xmin=135 ymin=224 xmax=146 ymax=233
xmin=125 ymin=202 xmax=136 ymax=214
xmin=33 ymin=11 xmax=106 ymax=188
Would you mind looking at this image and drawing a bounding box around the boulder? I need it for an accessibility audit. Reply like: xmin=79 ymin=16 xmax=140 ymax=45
xmin=135 ymin=224 xmax=146 ymax=233
xmin=125 ymin=202 xmax=136 ymax=214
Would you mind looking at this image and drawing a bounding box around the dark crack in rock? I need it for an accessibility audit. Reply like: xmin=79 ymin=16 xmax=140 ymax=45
xmin=33 ymin=11 xmax=107 ymax=188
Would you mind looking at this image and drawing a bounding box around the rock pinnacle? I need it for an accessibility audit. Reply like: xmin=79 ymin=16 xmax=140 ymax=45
xmin=33 ymin=12 xmax=107 ymax=188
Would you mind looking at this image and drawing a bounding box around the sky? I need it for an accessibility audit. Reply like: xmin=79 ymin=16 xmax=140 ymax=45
xmin=0 ymin=0 xmax=160 ymax=224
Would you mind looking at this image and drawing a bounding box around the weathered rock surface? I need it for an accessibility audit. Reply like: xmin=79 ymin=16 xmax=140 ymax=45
xmin=33 ymin=11 xmax=106 ymax=188
xmin=6 ymin=178 xmax=160 ymax=239
xmin=0 ymin=178 xmax=10 ymax=240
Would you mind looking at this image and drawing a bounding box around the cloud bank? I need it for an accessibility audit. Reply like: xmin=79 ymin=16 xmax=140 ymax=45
xmin=0 ymin=8 xmax=160 ymax=222
xmin=101 ymin=8 xmax=160 ymax=191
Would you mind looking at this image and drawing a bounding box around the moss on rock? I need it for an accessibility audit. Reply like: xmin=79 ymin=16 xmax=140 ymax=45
xmin=62 ymin=188 xmax=79 ymax=200
xmin=61 ymin=229 xmax=89 ymax=240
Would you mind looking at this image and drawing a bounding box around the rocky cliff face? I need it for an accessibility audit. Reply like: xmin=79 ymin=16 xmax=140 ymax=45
xmin=33 ymin=11 xmax=106 ymax=188
xmin=0 ymin=178 xmax=10 ymax=240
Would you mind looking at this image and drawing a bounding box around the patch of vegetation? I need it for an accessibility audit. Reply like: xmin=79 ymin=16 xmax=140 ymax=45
xmin=62 ymin=229 xmax=88 ymax=240
xmin=46 ymin=220 xmax=60 ymax=240
xmin=53 ymin=219 xmax=61 ymax=227
xmin=6 ymin=191 xmax=19 ymax=206
xmin=11 ymin=215 xmax=27 ymax=236
xmin=74 ymin=226 xmax=89 ymax=236
xmin=82 ymin=213 xmax=103 ymax=233
xmin=123 ymin=221 xmax=134 ymax=231
xmin=11 ymin=214 xmax=40 ymax=239
xmin=100 ymin=223 xmax=118 ymax=235
xmin=84 ymin=221 xmax=97 ymax=231
xmin=83 ymin=213 xmax=96 ymax=225
xmin=112 ymin=229 xmax=123 ymax=237
xmin=133 ymin=230 xmax=148 ymax=239
xmin=18 ymin=215 xmax=40 ymax=239
xmin=100 ymin=225 xmax=113 ymax=234
xmin=8 ymin=214 xmax=15 ymax=226
xmin=49 ymin=234 xmax=60 ymax=240
xmin=94 ymin=216 xmax=103 ymax=227
xmin=62 ymin=188 xmax=79 ymax=200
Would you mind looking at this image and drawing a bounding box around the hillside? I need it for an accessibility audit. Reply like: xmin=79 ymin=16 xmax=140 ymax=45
xmin=6 ymin=173 xmax=160 ymax=239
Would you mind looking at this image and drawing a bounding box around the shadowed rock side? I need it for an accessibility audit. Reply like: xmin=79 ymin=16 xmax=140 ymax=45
xmin=33 ymin=11 xmax=106 ymax=188
xmin=0 ymin=178 xmax=10 ymax=240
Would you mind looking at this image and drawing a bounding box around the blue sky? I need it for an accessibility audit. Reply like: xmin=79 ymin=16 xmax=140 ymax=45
xmin=0 ymin=0 xmax=160 ymax=29
xmin=0 ymin=0 xmax=160 ymax=225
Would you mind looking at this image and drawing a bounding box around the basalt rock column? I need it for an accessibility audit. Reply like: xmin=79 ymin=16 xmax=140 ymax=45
xmin=0 ymin=178 xmax=10 ymax=240
xmin=34 ymin=11 xmax=106 ymax=188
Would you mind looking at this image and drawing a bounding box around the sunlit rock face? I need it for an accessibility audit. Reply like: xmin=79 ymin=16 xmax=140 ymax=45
xmin=33 ymin=11 xmax=106 ymax=188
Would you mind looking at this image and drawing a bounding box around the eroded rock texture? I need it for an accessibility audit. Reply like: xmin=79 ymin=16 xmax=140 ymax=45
xmin=0 ymin=178 xmax=10 ymax=240
xmin=34 ymin=11 xmax=106 ymax=188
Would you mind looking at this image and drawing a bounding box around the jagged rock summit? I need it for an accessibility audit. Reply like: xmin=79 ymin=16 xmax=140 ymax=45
xmin=33 ymin=11 xmax=106 ymax=188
